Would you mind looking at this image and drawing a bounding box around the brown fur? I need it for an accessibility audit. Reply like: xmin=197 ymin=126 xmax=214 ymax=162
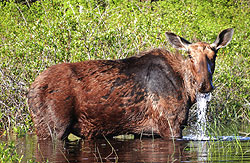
xmin=28 ymin=28 xmax=234 ymax=140
xmin=28 ymin=49 xmax=194 ymax=139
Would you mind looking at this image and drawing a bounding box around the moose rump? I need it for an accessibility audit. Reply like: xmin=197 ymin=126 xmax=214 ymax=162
xmin=28 ymin=28 xmax=234 ymax=140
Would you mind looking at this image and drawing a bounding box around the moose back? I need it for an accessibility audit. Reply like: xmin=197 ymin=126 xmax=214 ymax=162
xmin=28 ymin=28 xmax=234 ymax=140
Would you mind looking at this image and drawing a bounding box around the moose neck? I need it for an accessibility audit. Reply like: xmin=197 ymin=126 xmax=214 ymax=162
xmin=183 ymin=58 xmax=199 ymax=104
xmin=159 ymin=50 xmax=198 ymax=104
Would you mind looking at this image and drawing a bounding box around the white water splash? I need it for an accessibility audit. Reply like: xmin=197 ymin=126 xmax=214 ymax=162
xmin=195 ymin=93 xmax=211 ymax=140
xmin=191 ymin=93 xmax=211 ymax=140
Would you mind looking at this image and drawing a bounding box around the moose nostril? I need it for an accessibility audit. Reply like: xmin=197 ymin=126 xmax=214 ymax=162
xmin=199 ymin=80 xmax=214 ymax=93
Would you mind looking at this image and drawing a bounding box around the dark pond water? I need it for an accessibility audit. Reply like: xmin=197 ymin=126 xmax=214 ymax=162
xmin=2 ymin=134 xmax=250 ymax=162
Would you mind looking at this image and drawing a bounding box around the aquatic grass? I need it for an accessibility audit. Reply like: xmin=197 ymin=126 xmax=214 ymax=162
xmin=184 ymin=138 xmax=249 ymax=162
xmin=103 ymin=134 xmax=119 ymax=162
xmin=235 ymin=136 xmax=244 ymax=158
xmin=206 ymin=139 xmax=247 ymax=162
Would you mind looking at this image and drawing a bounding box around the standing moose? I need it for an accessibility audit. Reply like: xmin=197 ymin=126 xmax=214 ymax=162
xmin=28 ymin=28 xmax=234 ymax=140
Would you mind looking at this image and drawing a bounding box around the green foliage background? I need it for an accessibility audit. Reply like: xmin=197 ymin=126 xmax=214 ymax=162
xmin=0 ymin=0 xmax=249 ymax=136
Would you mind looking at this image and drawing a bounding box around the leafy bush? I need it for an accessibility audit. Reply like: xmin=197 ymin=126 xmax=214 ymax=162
xmin=0 ymin=141 xmax=23 ymax=162
xmin=0 ymin=0 xmax=249 ymax=134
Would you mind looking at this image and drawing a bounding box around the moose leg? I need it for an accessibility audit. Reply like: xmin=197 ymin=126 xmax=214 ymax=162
xmin=157 ymin=116 xmax=182 ymax=138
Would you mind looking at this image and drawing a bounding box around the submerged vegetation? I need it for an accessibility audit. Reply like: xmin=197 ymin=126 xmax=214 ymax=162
xmin=0 ymin=0 xmax=249 ymax=140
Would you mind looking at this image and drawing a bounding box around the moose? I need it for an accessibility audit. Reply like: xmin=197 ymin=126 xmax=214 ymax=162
xmin=28 ymin=28 xmax=234 ymax=140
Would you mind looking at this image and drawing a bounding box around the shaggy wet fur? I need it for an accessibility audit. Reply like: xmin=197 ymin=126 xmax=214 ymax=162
xmin=28 ymin=48 xmax=199 ymax=140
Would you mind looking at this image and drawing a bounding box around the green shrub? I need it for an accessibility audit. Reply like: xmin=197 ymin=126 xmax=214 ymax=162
xmin=0 ymin=141 xmax=23 ymax=162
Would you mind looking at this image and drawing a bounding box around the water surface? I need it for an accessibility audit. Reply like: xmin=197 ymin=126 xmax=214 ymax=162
xmin=2 ymin=134 xmax=250 ymax=162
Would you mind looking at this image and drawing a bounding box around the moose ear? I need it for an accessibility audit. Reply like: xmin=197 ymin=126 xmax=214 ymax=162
xmin=211 ymin=28 xmax=234 ymax=50
xmin=165 ymin=32 xmax=191 ymax=51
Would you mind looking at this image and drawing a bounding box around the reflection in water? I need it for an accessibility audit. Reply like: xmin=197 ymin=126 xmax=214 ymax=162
xmin=2 ymin=134 xmax=250 ymax=162
xmin=188 ymin=141 xmax=208 ymax=162
xmin=12 ymin=135 xmax=190 ymax=162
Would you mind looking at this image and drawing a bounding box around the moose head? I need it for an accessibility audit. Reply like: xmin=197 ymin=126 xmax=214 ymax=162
xmin=165 ymin=28 xmax=234 ymax=93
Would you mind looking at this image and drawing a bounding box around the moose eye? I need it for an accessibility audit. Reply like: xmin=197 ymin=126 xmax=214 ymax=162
xmin=213 ymin=54 xmax=217 ymax=60
xmin=210 ymin=54 xmax=217 ymax=62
